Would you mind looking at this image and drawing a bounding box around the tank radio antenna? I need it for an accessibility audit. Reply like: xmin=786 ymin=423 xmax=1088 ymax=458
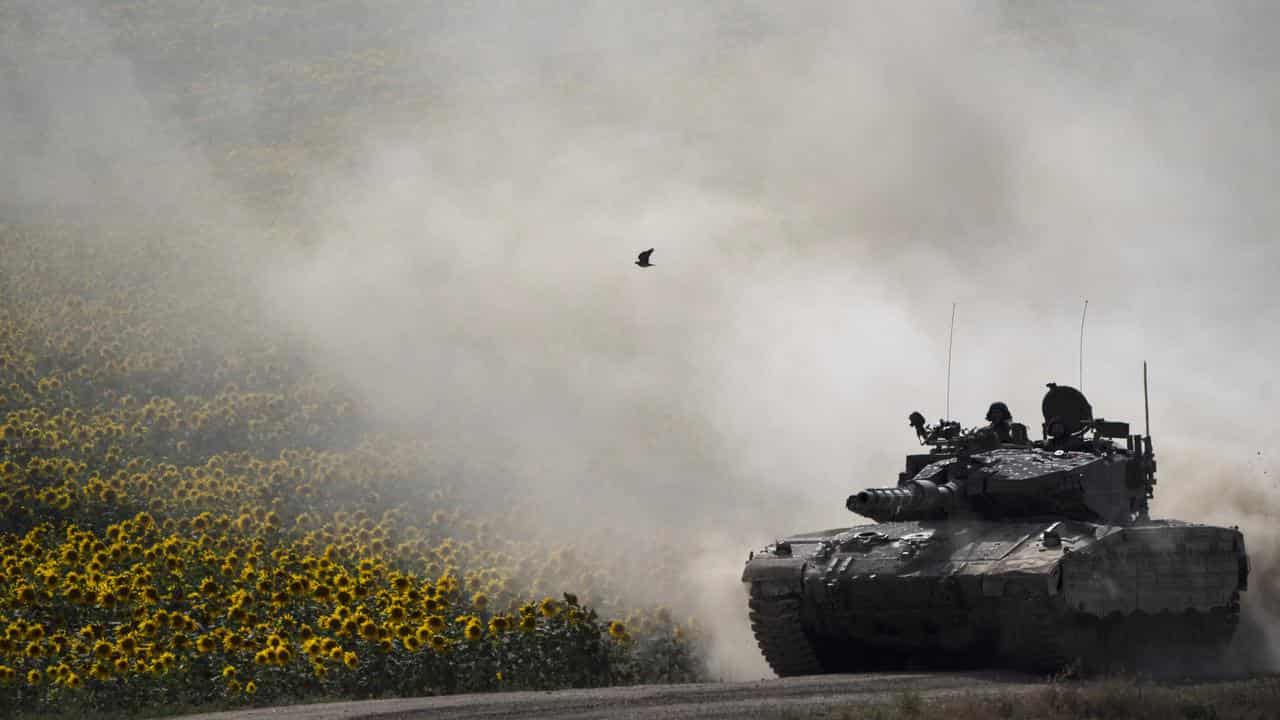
xmin=1078 ymin=299 xmax=1089 ymax=390
xmin=945 ymin=302 xmax=957 ymax=421
xmin=1143 ymin=360 xmax=1150 ymax=437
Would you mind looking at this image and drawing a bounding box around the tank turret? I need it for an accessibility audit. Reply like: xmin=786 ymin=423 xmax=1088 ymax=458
xmin=847 ymin=383 xmax=1156 ymax=524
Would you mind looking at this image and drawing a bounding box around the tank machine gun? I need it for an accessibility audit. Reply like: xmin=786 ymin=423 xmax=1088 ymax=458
xmin=742 ymin=377 xmax=1247 ymax=677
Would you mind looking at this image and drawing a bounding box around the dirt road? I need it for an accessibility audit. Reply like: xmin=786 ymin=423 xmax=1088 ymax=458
xmin=175 ymin=671 xmax=1045 ymax=720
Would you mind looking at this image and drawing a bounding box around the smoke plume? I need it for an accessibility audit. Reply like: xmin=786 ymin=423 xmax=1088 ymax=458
xmin=3 ymin=1 xmax=1279 ymax=679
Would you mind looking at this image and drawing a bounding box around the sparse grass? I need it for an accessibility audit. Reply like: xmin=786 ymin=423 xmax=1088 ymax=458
xmin=894 ymin=689 xmax=923 ymax=717
xmin=773 ymin=677 xmax=1280 ymax=720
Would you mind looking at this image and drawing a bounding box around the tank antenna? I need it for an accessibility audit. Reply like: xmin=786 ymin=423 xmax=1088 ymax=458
xmin=1078 ymin=299 xmax=1089 ymax=390
xmin=945 ymin=302 xmax=957 ymax=421
xmin=1143 ymin=360 xmax=1150 ymax=437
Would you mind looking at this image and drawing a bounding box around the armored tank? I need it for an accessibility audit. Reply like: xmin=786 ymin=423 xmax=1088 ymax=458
xmin=742 ymin=382 xmax=1249 ymax=675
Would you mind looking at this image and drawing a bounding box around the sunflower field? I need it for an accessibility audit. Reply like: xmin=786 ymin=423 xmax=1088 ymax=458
xmin=0 ymin=225 xmax=704 ymax=717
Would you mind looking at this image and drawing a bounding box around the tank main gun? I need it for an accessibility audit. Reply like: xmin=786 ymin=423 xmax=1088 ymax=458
xmin=846 ymin=477 xmax=964 ymax=521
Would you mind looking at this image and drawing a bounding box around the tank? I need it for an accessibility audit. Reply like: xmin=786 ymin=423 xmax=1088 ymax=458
xmin=742 ymin=382 xmax=1250 ymax=675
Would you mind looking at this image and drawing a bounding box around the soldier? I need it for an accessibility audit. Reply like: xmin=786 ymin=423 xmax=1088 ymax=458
xmin=985 ymin=401 xmax=1014 ymax=443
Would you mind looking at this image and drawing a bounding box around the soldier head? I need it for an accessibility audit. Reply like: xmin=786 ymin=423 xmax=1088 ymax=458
xmin=985 ymin=401 xmax=1012 ymax=425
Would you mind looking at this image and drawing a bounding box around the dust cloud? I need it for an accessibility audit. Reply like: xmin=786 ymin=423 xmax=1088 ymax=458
xmin=4 ymin=2 xmax=1280 ymax=680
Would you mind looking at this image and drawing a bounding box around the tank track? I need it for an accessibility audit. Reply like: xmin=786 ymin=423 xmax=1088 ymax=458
xmin=1110 ymin=602 xmax=1240 ymax=673
xmin=750 ymin=583 xmax=1239 ymax=677
xmin=747 ymin=582 xmax=825 ymax=677
xmin=1000 ymin=590 xmax=1078 ymax=674
xmin=1001 ymin=590 xmax=1241 ymax=675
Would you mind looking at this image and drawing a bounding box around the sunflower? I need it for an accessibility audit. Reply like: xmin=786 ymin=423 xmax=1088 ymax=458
xmin=488 ymin=615 xmax=510 ymax=635
xmin=539 ymin=597 xmax=560 ymax=618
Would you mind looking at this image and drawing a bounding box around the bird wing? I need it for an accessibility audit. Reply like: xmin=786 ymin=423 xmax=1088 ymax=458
xmin=638 ymin=248 xmax=654 ymax=262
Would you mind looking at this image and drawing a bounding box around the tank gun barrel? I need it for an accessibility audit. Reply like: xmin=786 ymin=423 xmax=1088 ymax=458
xmin=846 ymin=479 xmax=963 ymax=521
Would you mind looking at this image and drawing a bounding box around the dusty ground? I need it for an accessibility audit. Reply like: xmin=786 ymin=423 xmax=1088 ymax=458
xmin=172 ymin=671 xmax=1045 ymax=720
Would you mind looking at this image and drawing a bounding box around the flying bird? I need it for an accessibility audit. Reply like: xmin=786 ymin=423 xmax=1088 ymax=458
xmin=635 ymin=248 xmax=654 ymax=268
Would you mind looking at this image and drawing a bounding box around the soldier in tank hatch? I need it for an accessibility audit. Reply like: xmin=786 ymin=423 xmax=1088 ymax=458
xmin=985 ymin=401 xmax=1013 ymax=442
xmin=984 ymin=401 xmax=1029 ymax=444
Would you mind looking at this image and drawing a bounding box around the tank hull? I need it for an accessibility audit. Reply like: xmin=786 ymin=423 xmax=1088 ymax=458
xmin=743 ymin=518 xmax=1247 ymax=675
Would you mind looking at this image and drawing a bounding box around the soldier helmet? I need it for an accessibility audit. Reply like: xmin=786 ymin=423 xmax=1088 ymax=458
xmin=985 ymin=401 xmax=1012 ymax=424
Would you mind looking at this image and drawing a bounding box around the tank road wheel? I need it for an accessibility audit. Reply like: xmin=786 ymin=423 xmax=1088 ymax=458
xmin=1133 ymin=604 xmax=1240 ymax=672
xmin=1182 ymin=604 xmax=1241 ymax=670
xmin=999 ymin=590 xmax=1085 ymax=675
xmin=747 ymin=582 xmax=825 ymax=677
xmin=1197 ymin=603 xmax=1241 ymax=650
